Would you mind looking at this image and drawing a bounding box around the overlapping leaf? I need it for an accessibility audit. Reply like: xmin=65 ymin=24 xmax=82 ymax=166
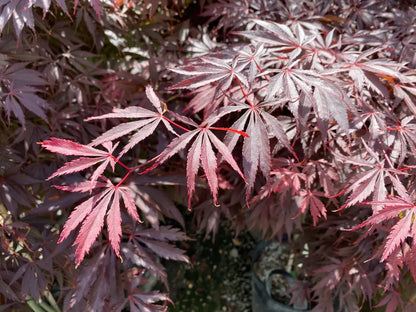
xmin=265 ymin=67 xmax=352 ymax=137
xmin=0 ymin=63 xmax=49 ymax=128
xmin=0 ymin=0 xmax=35 ymax=36
xmin=114 ymin=269 xmax=170 ymax=312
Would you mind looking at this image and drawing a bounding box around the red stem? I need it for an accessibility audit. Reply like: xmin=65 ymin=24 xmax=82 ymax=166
xmin=162 ymin=115 xmax=191 ymax=132
xmin=108 ymin=154 xmax=132 ymax=170
xmin=116 ymin=169 xmax=134 ymax=188
xmin=235 ymin=75 xmax=254 ymax=107
xmin=255 ymin=60 xmax=270 ymax=82
xmin=398 ymin=167 xmax=412 ymax=171
xmin=209 ymin=127 xmax=249 ymax=137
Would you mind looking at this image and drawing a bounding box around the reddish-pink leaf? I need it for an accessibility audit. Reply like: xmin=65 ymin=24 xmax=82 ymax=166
xmin=90 ymin=120 xmax=157 ymax=147
xmin=54 ymin=180 xmax=108 ymax=193
xmin=207 ymin=131 xmax=244 ymax=179
xmin=107 ymin=190 xmax=122 ymax=258
xmin=309 ymin=193 xmax=327 ymax=225
xmin=119 ymin=119 xmax=160 ymax=158
xmin=86 ymin=107 xmax=158 ymax=121
xmin=382 ymin=213 xmax=412 ymax=261
xmin=242 ymin=113 xmax=264 ymax=197
xmin=42 ymin=139 xmax=117 ymax=187
xmin=58 ymin=189 xmax=111 ymax=243
xmin=146 ymin=85 xmax=163 ymax=114
xmin=48 ymin=157 xmax=104 ymax=180
xmin=405 ymin=248 xmax=416 ymax=283
xmin=41 ymin=138 xmax=108 ymax=157
xmin=73 ymin=190 xmax=113 ymax=265
xmin=352 ymin=197 xmax=415 ymax=230
xmin=186 ymin=134 xmax=203 ymax=208
xmin=201 ymin=133 xmax=218 ymax=205
xmin=297 ymin=190 xmax=327 ymax=225
xmin=119 ymin=187 xmax=142 ymax=223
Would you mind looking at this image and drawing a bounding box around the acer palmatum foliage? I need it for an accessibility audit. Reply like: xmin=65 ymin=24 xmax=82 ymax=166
xmin=2 ymin=0 xmax=416 ymax=311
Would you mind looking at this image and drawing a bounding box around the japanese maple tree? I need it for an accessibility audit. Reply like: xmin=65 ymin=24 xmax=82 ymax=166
xmin=2 ymin=0 xmax=416 ymax=311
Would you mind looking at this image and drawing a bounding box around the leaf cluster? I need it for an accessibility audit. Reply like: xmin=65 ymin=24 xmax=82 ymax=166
xmin=2 ymin=0 xmax=416 ymax=311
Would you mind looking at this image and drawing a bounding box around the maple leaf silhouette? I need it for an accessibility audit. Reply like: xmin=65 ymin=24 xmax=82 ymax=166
xmin=123 ymin=225 xmax=189 ymax=277
xmin=0 ymin=63 xmax=49 ymax=128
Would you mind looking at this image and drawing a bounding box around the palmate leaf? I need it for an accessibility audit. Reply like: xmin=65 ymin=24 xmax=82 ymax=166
xmin=0 ymin=63 xmax=49 ymax=128
xmin=221 ymin=102 xmax=293 ymax=197
xmin=298 ymin=190 xmax=327 ymax=226
xmin=146 ymin=117 xmax=246 ymax=208
xmin=265 ymin=67 xmax=352 ymax=138
xmin=10 ymin=261 xmax=48 ymax=301
xmin=352 ymin=197 xmax=416 ymax=263
xmin=237 ymin=43 xmax=266 ymax=82
xmin=121 ymin=225 xmax=189 ymax=279
xmin=0 ymin=0 xmax=104 ymax=36
xmin=333 ymin=140 xmax=408 ymax=211
xmin=63 ymin=245 xmax=117 ymax=311
xmin=86 ymin=85 xmax=177 ymax=157
xmin=329 ymin=49 xmax=407 ymax=97
xmin=237 ymin=19 xmax=315 ymax=61
xmin=56 ymin=178 xmax=141 ymax=265
xmin=114 ymin=269 xmax=170 ymax=312
xmin=131 ymin=225 xmax=189 ymax=263
xmin=385 ymin=116 xmax=416 ymax=166
xmin=168 ymin=55 xmax=248 ymax=91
